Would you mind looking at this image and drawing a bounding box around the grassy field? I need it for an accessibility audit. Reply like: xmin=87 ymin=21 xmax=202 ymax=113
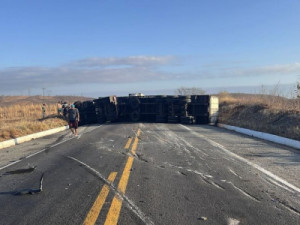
xmin=0 ymin=96 xmax=91 ymax=141
xmin=218 ymin=92 xmax=300 ymax=141
xmin=219 ymin=91 xmax=300 ymax=111
xmin=0 ymin=103 xmax=67 ymax=141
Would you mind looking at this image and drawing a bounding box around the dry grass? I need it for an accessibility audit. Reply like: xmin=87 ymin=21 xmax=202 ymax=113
xmin=0 ymin=95 xmax=92 ymax=142
xmin=0 ymin=103 xmax=57 ymax=121
xmin=218 ymin=92 xmax=300 ymax=112
xmin=218 ymin=92 xmax=300 ymax=141
xmin=218 ymin=91 xmax=238 ymax=104
xmin=0 ymin=103 xmax=67 ymax=141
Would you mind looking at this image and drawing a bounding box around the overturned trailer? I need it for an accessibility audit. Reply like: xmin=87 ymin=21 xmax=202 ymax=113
xmin=75 ymin=95 xmax=219 ymax=125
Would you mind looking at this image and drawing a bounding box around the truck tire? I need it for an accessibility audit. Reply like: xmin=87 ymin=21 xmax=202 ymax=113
xmin=130 ymin=110 xmax=140 ymax=122
xmin=129 ymin=97 xmax=140 ymax=109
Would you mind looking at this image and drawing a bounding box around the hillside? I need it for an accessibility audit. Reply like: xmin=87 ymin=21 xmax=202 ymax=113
xmin=218 ymin=92 xmax=300 ymax=141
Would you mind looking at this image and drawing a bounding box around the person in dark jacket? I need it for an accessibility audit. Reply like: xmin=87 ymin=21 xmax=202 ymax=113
xmin=62 ymin=102 xmax=69 ymax=119
xmin=67 ymin=104 xmax=80 ymax=136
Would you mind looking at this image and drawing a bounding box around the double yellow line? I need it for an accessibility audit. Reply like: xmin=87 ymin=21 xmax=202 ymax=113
xmin=83 ymin=128 xmax=141 ymax=225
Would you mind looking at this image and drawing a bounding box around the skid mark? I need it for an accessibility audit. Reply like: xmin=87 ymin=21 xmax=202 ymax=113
xmin=68 ymin=156 xmax=154 ymax=225
xmin=279 ymin=202 xmax=300 ymax=216
xmin=266 ymin=178 xmax=295 ymax=193
xmin=210 ymin=181 xmax=225 ymax=190
xmin=228 ymin=182 xmax=260 ymax=202
xmin=228 ymin=168 xmax=242 ymax=179
xmin=199 ymin=176 xmax=225 ymax=190
xmin=180 ymin=124 xmax=300 ymax=194
xmin=175 ymin=134 xmax=209 ymax=157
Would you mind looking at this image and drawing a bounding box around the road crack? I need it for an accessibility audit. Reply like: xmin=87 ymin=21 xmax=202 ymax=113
xmin=14 ymin=173 xmax=44 ymax=196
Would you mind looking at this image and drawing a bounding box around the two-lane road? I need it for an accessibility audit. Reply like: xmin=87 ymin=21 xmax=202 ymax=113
xmin=0 ymin=123 xmax=299 ymax=225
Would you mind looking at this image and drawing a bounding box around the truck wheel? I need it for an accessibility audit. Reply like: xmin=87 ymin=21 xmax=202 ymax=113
xmin=130 ymin=110 xmax=140 ymax=122
xmin=129 ymin=97 xmax=140 ymax=109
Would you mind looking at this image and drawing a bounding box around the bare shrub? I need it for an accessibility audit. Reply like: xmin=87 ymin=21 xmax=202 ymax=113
xmin=218 ymin=91 xmax=237 ymax=104
xmin=219 ymin=85 xmax=300 ymax=113
xmin=218 ymin=86 xmax=300 ymax=140
xmin=175 ymin=87 xmax=206 ymax=95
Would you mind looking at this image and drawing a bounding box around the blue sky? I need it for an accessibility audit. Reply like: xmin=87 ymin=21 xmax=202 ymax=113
xmin=0 ymin=0 xmax=300 ymax=97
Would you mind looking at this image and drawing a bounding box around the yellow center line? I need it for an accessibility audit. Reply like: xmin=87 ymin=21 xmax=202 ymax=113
xmin=137 ymin=128 xmax=141 ymax=137
xmin=117 ymin=156 xmax=134 ymax=195
xmin=131 ymin=128 xmax=141 ymax=155
xmin=104 ymin=128 xmax=141 ymax=225
xmin=104 ymin=156 xmax=134 ymax=225
xmin=104 ymin=195 xmax=123 ymax=225
xmin=83 ymin=172 xmax=117 ymax=225
xmin=124 ymin=137 xmax=133 ymax=150
xmin=131 ymin=137 xmax=139 ymax=155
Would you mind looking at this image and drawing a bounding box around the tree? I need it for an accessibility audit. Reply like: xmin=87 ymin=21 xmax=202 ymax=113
xmin=175 ymin=86 xmax=206 ymax=95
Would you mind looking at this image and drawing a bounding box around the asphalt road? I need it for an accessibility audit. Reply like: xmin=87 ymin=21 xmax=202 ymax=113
xmin=0 ymin=123 xmax=299 ymax=225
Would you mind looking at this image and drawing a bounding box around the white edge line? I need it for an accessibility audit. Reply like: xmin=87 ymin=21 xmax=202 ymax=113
xmin=25 ymin=148 xmax=47 ymax=159
xmin=0 ymin=160 xmax=22 ymax=171
xmin=180 ymin=124 xmax=300 ymax=194
xmin=0 ymin=125 xmax=103 ymax=171
xmin=267 ymin=178 xmax=295 ymax=193
xmin=0 ymin=125 xmax=69 ymax=150
xmin=218 ymin=123 xmax=300 ymax=150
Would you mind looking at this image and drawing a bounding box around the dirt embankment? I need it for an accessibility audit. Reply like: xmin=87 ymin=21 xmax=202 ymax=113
xmin=218 ymin=98 xmax=300 ymax=141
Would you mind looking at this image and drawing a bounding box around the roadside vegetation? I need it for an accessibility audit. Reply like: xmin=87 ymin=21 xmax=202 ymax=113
xmin=218 ymin=91 xmax=300 ymax=141
xmin=0 ymin=96 xmax=91 ymax=142
xmin=0 ymin=103 xmax=67 ymax=141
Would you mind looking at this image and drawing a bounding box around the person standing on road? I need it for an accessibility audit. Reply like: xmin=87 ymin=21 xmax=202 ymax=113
xmin=67 ymin=104 xmax=80 ymax=136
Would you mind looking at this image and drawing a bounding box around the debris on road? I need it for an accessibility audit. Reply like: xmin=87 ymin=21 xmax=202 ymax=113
xmin=14 ymin=173 xmax=44 ymax=196
xmin=198 ymin=216 xmax=208 ymax=221
xmin=4 ymin=166 xmax=36 ymax=175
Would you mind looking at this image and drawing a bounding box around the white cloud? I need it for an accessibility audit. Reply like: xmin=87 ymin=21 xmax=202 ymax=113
xmin=0 ymin=56 xmax=179 ymax=93
xmin=0 ymin=56 xmax=299 ymax=95
xmin=67 ymin=55 xmax=177 ymax=67
xmin=217 ymin=62 xmax=300 ymax=78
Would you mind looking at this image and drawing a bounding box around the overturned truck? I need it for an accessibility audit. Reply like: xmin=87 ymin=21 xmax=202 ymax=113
xmin=74 ymin=95 xmax=219 ymax=125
